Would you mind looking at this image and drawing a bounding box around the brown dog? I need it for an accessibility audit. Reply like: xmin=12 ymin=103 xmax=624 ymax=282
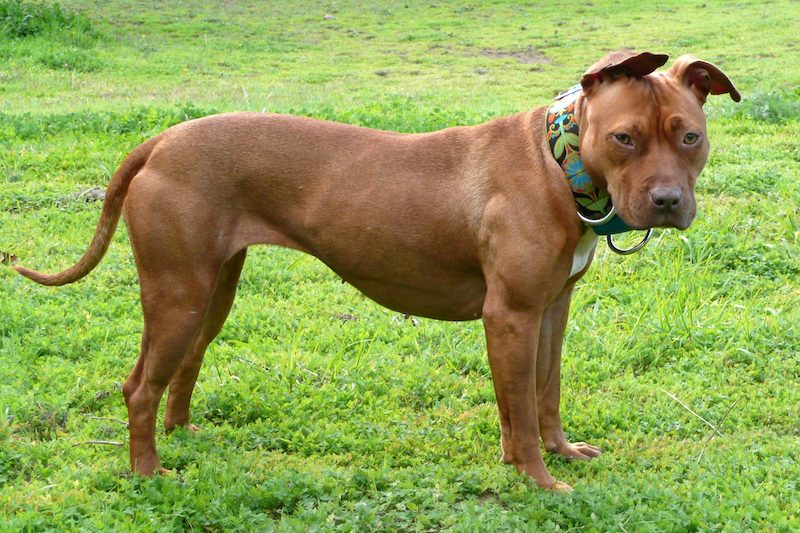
xmin=15 ymin=51 xmax=739 ymax=490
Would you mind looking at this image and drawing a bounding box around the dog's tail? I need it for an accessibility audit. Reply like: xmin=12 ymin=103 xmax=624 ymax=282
xmin=14 ymin=136 xmax=160 ymax=286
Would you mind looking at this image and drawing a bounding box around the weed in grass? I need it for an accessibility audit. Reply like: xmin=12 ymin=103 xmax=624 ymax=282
xmin=714 ymin=88 xmax=800 ymax=124
xmin=0 ymin=0 xmax=93 ymax=39
xmin=35 ymin=46 xmax=102 ymax=72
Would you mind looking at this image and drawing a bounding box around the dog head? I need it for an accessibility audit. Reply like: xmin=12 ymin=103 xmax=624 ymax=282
xmin=576 ymin=50 xmax=740 ymax=230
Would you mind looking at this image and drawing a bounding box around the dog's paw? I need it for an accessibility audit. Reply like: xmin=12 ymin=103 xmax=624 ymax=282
xmin=165 ymin=422 xmax=201 ymax=434
xmin=550 ymin=480 xmax=573 ymax=492
xmin=531 ymin=477 xmax=573 ymax=492
xmin=548 ymin=441 xmax=602 ymax=460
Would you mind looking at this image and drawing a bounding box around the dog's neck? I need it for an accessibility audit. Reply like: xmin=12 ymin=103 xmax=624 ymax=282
xmin=546 ymin=85 xmax=631 ymax=236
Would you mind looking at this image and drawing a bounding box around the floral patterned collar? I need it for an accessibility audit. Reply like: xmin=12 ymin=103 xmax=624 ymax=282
xmin=545 ymin=84 xmax=631 ymax=236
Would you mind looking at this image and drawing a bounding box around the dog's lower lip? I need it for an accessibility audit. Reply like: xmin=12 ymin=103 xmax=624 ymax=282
xmin=618 ymin=218 xmax=652 ymax=231
xmin=624 ymin=213 xmax=691 ymax=231
xmin=652 ymin=220 xmax=690 ymax=230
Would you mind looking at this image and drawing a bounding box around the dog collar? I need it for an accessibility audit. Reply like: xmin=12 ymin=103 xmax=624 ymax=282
xmin=546 ymin=85 xmax=652 ymax=253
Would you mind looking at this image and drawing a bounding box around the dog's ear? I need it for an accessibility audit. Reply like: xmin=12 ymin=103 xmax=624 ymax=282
xmin=668 ymin=54 xmax=741 ymax=104
xmin=580 ymin=50 xmax=669 ymax=95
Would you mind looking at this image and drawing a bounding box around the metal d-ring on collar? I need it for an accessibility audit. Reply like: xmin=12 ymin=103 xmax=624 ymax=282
xmin=579 ymin=205 xmax=653 ymax=255
xmin=577 ymin=204 xmax=617 ymax=227
xmin=546 ymin=84 xmax=653 ymax=256
xmin=606 ymin=228 xmax=653 ymax=255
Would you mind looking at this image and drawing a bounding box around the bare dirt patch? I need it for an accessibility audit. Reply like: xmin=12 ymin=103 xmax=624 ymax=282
xmin=479 ymin=45 xmax=549 ymax=64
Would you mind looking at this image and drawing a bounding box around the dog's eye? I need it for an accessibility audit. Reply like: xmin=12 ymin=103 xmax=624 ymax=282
xmin=613 ymin=133 xmax=632 ymax=146
xmin=683 ymin=132 xmax=700 ymax=145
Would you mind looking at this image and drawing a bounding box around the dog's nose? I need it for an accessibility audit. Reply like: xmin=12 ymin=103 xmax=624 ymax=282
xmin=649 ymin=187 xmax=682 ymax=213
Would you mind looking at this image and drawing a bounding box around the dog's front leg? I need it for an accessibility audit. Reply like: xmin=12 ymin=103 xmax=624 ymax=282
xmin=482 ymin=294 xmax=571 ymax=491
xmin=536 ymin=284 xmax=602 ymax=460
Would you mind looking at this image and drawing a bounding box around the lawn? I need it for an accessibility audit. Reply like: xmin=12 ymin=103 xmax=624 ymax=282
xmin=1 ymin=0 xmax=799 ymax=530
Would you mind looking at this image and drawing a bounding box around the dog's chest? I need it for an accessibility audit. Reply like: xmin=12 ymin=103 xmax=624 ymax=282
xmin=569 ymin=230 xmax=598 ymax=278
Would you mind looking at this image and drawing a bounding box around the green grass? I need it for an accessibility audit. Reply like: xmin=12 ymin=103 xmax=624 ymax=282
xmin=1 ymin=0 xmax=799 ymax=530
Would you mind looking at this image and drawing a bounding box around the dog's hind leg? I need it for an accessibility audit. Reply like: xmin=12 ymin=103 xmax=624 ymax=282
xmin=119 ymin=174 xmax=241 ymax=475
xmin=122 ymin=263 xmax=219 ymax=476
xmin=163 ymin=248 xmax=247 ymax=433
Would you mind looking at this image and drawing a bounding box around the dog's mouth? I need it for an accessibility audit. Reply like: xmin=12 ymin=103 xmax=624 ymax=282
xmin=623 ymin=211 xmax=695 ymax=232
xmin=626 ymin=216 xmax=692 ymax=231
xmin=615 ymin=189 xmax=696 ymax=231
